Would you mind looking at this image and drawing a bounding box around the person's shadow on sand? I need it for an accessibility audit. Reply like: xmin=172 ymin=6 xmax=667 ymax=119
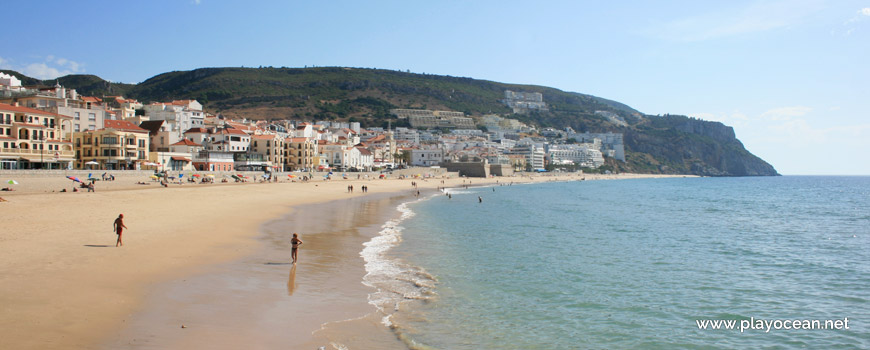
xmin=83 ymin=244 xmax=112 ymax=247
xmin=287 ymin=264 xmax=297 ymax=296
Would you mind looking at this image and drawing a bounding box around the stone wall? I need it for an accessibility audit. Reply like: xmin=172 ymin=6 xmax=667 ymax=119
xmin=440 ymin=162 xmax=489 ymax=178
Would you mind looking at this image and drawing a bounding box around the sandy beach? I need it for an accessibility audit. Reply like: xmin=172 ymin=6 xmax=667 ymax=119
xmin=0 ymin=170 xmax=686 ymax=349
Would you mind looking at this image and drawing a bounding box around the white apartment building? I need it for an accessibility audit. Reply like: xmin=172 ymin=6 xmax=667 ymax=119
xmin=393 ymin=127 xmax=420 ymax=144
xmin=143 ymin=100 xmax=205 ymax=139
xmin=411 ymin=148 xmax=445 ymax=167
xmin=510 ymin=142 xmax=546 ymax=170
xmin=548 ymin=144 xmax=605 ymax=168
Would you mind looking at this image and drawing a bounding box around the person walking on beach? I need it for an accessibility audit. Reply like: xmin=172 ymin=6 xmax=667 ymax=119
xmin=290 ymin=233 xmax=303 ymax=264
xmin=114 ymin=214 xmax=127 ymax=247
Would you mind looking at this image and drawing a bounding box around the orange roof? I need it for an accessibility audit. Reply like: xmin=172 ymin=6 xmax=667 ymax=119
xmin=220 ymin=128 xmax=248 ymax=135
xmin=170 ymin=139 xmax=200 ymax=146
xmin=0 ymin=103 xmax=70 ymax=118
xmin=251 ymin=134 xmax=275 ymax=140
xmin=184 ymin=127 xmax=210 ymax=134
xmin=103 ymin=120 xmax=148 ymax=133
xmin=286 ymin=137 xmax=310 ymax=143
xmin=81 ymin=96 xmax=102 ymax=103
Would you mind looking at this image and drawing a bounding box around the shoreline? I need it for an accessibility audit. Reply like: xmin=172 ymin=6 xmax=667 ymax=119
xmin=0 ymin=171 xmax=688 ymax=349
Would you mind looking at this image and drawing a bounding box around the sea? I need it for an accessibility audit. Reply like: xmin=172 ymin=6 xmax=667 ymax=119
xmin=362 ymin=176 xmax=870 ymax=349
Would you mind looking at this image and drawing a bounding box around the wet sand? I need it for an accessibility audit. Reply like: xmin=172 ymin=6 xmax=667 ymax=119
xmin=104 ymin=193 xmax=411 ymax=349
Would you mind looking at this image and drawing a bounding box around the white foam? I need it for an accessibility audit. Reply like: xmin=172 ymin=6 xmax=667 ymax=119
xmin=360 ymin=198 xmax=438 ymax=327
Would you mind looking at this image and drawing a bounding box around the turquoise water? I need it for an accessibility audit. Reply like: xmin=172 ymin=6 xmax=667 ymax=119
xmin=378 ymin=177 xmax=869 ymax=349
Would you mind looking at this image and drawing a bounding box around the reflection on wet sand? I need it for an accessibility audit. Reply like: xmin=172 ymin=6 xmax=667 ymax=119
xmin=287 ymin=264 xmax=297 ymax=296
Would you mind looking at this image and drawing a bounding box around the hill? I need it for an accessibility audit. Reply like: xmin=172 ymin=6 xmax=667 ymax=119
xmin=3 ymin=67 xmax=778 ymax=176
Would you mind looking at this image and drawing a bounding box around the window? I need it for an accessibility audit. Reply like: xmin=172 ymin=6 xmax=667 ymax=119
xmin=88 ymin=125 xmax=95 ymax=131
xmin=102 ymin=137 xmax=118 ymax=145
xmin=138 ymin=139 xmax=145 ymax=147
xmin=74 ymin=112 xmax=80 ymax=120
xmin=88 ymin=113 xmax=96 ymax=121
xmin=74 ymin=124 xmax=80 ymax=132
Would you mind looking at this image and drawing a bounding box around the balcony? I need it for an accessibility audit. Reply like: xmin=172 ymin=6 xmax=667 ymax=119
xmin=0 ymin=148 xmax=75 ymax=161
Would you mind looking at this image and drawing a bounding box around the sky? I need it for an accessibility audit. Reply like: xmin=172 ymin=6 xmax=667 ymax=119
xmin=2 ymin=0 xmax=868 ymax=175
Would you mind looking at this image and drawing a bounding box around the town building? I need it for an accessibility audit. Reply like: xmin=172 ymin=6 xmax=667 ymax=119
xmin=284 ymin=137 xmax=317 ymax=171
xmin=73 ymin=120 xmax=149 ymax=170
xmin=0 ymin=103 xmax=75 ymax=169
xmin=411 ymin=148 xmax=445 ymax=167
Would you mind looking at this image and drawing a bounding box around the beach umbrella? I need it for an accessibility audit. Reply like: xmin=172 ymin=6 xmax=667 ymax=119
xmin=85 ymin=161 xmax=99 ymax=165
xmin=179 ymin=174 xmax=184 ymax=179
xmin=7 ymin=180 xmax=18 ymax=185
xmin=66 ymin=176 xmax=81 ymax=183
xmin=192 ymin=174 xmax=201 ymax=177
xmin=150 ymin=175 xmax=159 ymax=179
xmin=206 ymin=174 xmax=215 ymax=178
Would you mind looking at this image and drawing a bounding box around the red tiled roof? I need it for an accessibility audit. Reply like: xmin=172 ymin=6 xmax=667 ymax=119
xmin=184 ymin=127 xmax=209 ymax=134
xmin=103 ymin=120 xmax=148 ymax=133
xmin=286 ymin=137 xmax=309 ymax=143
xmin=81 ymin=96 xmax=102 ymax=103
xmin=170 ymin=139 xmax=199 ymax=146
xmin=0 ymin=103 xmax=68 ymax=118
xmin=219 ymin=128 xmax=248 ymax=135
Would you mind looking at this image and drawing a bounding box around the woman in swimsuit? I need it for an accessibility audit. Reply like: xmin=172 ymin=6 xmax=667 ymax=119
xmin=290 ymin=233 xmax=303 ymax=264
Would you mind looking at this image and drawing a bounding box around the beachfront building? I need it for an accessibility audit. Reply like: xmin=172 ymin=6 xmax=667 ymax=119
xmin=192 ymin=150 xmax=234 ymax=172
xmin=0 ymin=103 xmax=75 ymax=169
xmin=250 ymin=134 xmax=285 ymax=170
xmin=319 ymin=142 xmax=363 ymax=171
xmin=548 ymin=144 xmax=605 ymax=168
xmin=356 ymin=147 xmax=374 ymax=171
xmin=508 ymin=142 xmax=546 ymax=170
xmin=150 ymin=151 xmax=195 ymax=171
xmin=0 ymin=83 xmax=113 ymax=138
xmin=284 ymin=137 xmax=317 ymax=171
xmin=410 ymin=148 xmax=445 ymax=167
xmin=209 ymin=127 xmax=250 ymax=152
xmin=73 ymin=120 xmax=150 ymax=170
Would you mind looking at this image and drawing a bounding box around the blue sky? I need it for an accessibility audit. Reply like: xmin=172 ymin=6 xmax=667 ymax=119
xmin=2 ymin=0 xmax=868 ymax=174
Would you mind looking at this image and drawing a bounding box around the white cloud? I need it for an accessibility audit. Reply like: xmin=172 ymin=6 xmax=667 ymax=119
xmin=648 ymin=0 xmax=824 ymax=41
xmin=760 ymin=106 xmax=812 ymax=121
xmin=7 ymin=56 xmax=86 ymax=80
xmin=861 ymin=8 xmax=870 ymax=16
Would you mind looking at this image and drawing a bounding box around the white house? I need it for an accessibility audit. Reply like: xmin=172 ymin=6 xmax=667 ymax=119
xmin=411 ymin=148 xmax=445 ymax=166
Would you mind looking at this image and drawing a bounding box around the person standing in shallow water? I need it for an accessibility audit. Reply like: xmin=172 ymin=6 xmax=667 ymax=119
xmin=114 ymin=214 xmax=127 ymax=247
xmin=290 ymin=233 xmax=303 ymax=264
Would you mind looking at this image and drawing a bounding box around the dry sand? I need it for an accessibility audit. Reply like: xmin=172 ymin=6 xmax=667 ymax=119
xmin=0 ymin=171 xmax=687 ymax=349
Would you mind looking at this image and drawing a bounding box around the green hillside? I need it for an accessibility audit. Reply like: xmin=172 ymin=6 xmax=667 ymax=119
xmin=3 ymin=67 xmax=778 ymax=176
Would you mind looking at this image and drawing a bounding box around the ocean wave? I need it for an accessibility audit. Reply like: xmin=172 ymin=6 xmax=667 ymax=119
xmin=360 ymin=199 xmax=438 ymax=330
